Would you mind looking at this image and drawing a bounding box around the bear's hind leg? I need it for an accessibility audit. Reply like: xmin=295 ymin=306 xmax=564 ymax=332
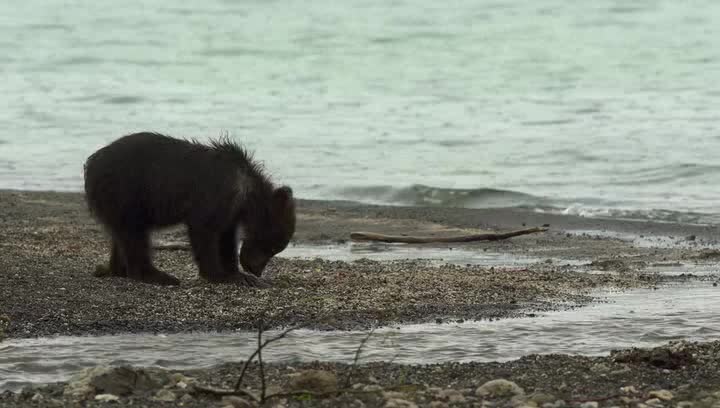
xmin=114 ymin=228 xmax=180 ymax=286
xmin=94 ymin=241 xmax=127 ymax=278
xmin=109 ymin=241 xmax=126 ymax=276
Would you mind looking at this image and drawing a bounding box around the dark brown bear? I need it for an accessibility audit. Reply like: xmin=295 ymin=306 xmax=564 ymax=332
xmin=83 ymin=132 xmax=295 ymax=287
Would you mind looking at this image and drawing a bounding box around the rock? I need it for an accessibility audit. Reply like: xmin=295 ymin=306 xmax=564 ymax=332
xmin=579 ymin=402 xmax=598 ymax=408
xmin=475 ymin=379 xmax=525 ymax=398
xmin=383 ymin=391 xmax=407 ymax=399
xmin=429 ymin=402 xmax=449 ymax=408
xmin=222 ymin=396 xmax=255 ymax=408
xmin=351 ymin=399 xmax=366 ymax=408
xmin=385 ymin=398 xmax=418 ymax=408
xmin=171 ymin=373 xmax=196 ymax=388
xmin=529 ymin=393 xmax=557 ymax=405
xmin=436 ymin=389 xmax=466 ymax=403
xmin=676 ymin=402 xmax=694 ymax=408
xmin=94 ymin=393 xmax=120 ymax=402
xmin=609 ymin=365 xmax=631 ymax=375
xmin=287 ymin=369 xmax=338 ymax=394
xmin=154 ymin=389 xmax=177 ymax=402
xmin=266 ymin=385 xmax=283 ymax=396
xmin=63 ymin=365 xmax=172 ymax=400
xmin=612 ymin=346 xmax=694 ymax=369
xmin=363 ymin=384 xmax=384 ymax=392
xmin=590 ymin=363 xmax=611 ymax=373
xmin=31 ymin=393 xmax=43 ymax=402
xmin=621 ymin=386 xmax=639 ymax=394
xmin=179 ymin=393 xmax=195 ymax=404
xmin=64 ymin=366 xmax=109 ymax=400
xmin=92 ymin=366 xmax=169 ymax=395
xmin=648 ymin=390 xmax=673 ymax=401
xmin=644 ymin=398 xmax=663 ymax=407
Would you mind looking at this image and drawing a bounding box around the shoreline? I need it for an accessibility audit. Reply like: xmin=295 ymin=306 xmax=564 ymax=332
xmin=1 ymin=189 xmax=717 ymax=339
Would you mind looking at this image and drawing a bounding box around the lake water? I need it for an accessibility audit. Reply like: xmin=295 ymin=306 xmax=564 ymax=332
xmin=2 ymin=0 xmax=720 ymax=223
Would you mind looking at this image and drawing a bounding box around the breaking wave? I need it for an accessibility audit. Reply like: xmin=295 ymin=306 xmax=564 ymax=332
xmin=327 ymin=184 xmax=718 ymax=225
xmin=335 ymin=184 xmax=553 ymax=209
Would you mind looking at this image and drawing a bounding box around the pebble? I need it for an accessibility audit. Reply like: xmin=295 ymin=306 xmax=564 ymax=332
xmin=434 ymin=388 xmax=467 ymax=403
xmin=644 ymin=398 xmax=664 ymax=407
xmin=648 ymin=390 xmax=674 ymax=401
xmin=621 ymin=385 xmax=639 ymax=394
xmin=179 ymin=393 xmax=195 ymax=404
xmin=94 ymin=393 xmax=120 ymax=402
xmin=154 ymin=389 xmax=177 ymax=402
xmin=528 ymin=393 xmax=558 ymax=405
xmin=476 ymin=379 xmax=525 ymax=398
xmin=385 ymin=398 xmax=418 ymax=408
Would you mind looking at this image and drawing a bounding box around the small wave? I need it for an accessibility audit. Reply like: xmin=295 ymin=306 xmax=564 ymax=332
xmin=613 ymin=163 xmax=720 ymax=187
xmin=546 ymin=204 xmax=719 ymax=225
xmin=329 ymin=184 xmax=718 ymax=225
xmin=335 ymin=184 xmax=551 ymax=209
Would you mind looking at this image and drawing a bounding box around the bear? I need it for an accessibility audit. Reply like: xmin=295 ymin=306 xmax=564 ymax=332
xmin=83 ymin=131 xmax=295 ymax=287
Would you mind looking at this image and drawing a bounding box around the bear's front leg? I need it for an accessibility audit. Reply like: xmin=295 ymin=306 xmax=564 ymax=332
xmin=217 ymin=227 xmax=269 ymax=288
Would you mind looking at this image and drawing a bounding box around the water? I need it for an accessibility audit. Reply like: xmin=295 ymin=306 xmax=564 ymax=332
xmin=2 ymin=283 xmax=718 ymax=392
xmin=280 ymin=242 xmax=562 ymax=266
xmin=2 ymin=1 xmax=720 ymax=223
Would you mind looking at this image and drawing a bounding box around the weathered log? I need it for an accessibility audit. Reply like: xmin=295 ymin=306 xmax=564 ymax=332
xmin=349 ymin=227 xmax=548 ymax=244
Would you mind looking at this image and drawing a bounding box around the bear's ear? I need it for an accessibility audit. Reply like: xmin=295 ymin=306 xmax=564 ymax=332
xmin=273 ymin=186 xmax=294 ymax=211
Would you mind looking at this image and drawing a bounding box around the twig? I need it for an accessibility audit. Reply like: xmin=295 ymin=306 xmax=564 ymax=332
xmin=234 ymin=325 xmax=300 ymax=391
xmin=344 ymin=328 xmax=376 ymax=388
xmin=349 ymin=227 xmax=548 ymax=244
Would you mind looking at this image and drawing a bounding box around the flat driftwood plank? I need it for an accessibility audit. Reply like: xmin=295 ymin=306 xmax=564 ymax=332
xmin=349 ymin=227 xmax=548 ymax=244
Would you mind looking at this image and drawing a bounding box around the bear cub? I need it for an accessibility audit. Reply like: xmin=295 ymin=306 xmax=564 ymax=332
xmin=83 ymin=132 xmax=295 ymax=287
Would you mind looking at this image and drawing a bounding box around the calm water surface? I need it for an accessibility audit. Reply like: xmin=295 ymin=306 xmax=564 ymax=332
xmin=1 ymin=1 xmax=720 ymax=222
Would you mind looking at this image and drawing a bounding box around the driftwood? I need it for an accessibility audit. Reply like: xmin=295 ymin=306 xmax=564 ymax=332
xmin=349 ymin=226 xmax=548 ymax=244
xmin=154 ymin=227 xmax=549 ymax=249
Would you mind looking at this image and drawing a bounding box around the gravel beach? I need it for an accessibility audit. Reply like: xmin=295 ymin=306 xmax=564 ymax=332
xmin=2 ymin=189 xmax=720 ymax=407
xmin=0 ymin=189 xmax=701 ymax=338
